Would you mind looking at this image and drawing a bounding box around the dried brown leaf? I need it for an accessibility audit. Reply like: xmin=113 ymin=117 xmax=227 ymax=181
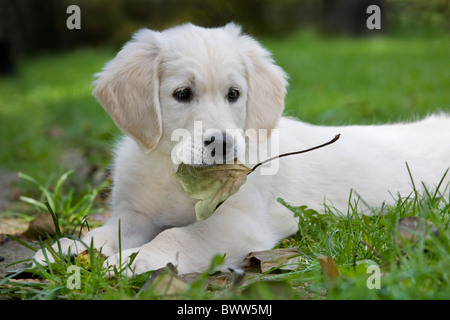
xmin=175 ymin=163 xmax=251 ymax=221
xmin=318 ymin=254 xmax=340 ymax=287
xmin=243 ymin=248 xmax=302 ymax=273
xmin=21 ymin=213 xmax=56 ymax=240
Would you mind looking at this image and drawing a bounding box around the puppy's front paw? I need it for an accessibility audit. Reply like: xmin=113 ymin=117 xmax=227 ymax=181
xmin=32 ymin=238 xmax=85 ymax=266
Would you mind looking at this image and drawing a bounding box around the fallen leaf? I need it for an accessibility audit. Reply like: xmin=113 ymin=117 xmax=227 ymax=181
xmin=318 ymin=254 xmax=340 ymax=288
xmin=243 ymin=248 xmax=302 ymax=273
xmin=175 ymin=163 xmax=251 ymax=220
xmin=141 ymin=263 xmax=188 ymax=298
xmin=75 ymin=249 xmax=107 ymax=271
xmin=152 ymin=272 xmax=188 ymax=297
xmin=175 ymin=135 xmax=340 ymax=221
xmin=21 ymin=213 xmax=56 ymax=240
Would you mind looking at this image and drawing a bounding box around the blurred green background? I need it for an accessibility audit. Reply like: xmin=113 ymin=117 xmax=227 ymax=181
xmin=0 ymin=0 xmax=449 ymax=189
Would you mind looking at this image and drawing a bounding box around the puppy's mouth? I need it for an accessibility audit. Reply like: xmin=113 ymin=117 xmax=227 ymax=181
xmin=191 ymin=158 xmax=239 ymax=168
xmin=171 ymin=129 xmax=245 ymax=167
xmin=192 ymin=150 xmax=239 ymax=167
xmin=189 ymin=131 xmax=242 ymax=167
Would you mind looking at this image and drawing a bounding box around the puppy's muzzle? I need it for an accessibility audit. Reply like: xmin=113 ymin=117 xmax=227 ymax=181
xmin=203 ymin=131 xmax=236 ymax=164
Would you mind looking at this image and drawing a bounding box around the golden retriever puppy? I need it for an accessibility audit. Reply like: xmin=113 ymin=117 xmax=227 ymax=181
xmin=34 ymin=23 xmax=450 ymax=275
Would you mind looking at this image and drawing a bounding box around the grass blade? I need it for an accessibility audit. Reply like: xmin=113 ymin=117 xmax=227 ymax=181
xmin=19 ymin=196 xmax=47 ymax=211
xmin=6 ymin=234 xmax=38 ymax=252
xmin=53 ymin=170 xmax=74 ymax=200
xmin=39 ymin=186 xmax=55 ymax=213
xmin=45 ymin=201 xmax=62 ymax=239
xmin=18 ymin=172 xmax=40 ymax=185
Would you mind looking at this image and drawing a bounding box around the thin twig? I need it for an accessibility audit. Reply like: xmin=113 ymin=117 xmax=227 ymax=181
xmin=360 ymin=239 xmax=387 ymax=263
xmin=251 ymin=134 xmax=341 ymax=173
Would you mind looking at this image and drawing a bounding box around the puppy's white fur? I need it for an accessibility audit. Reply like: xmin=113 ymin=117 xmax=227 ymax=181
xmin=34 ymin=23 xmax=450 ymax=275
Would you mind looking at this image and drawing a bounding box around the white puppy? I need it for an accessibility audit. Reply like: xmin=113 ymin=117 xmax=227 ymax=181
xmin=34 ymin=23 xmax=450 ymax=275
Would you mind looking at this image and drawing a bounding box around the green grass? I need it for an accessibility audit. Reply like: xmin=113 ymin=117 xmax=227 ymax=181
xmin=0 ymin=32 xmax=449 ymax=300
xmin=276 ymin=171 xmax=450 ymax=299
xmin=0 ymin=49 xmax=120 ymax=185
xmin=1 ymin=33 xmax=448 ymax=182
xmin=264 ymin=31 xmax=450 ymax=124
xmin=1 ymin=169 xmax=449 ymax=299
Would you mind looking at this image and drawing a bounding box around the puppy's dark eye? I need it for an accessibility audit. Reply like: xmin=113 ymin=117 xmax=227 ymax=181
xmin=227 ymin=88 xmax=239 ymax=103
xmin=173 ymin=88 xmax=192 ymax=103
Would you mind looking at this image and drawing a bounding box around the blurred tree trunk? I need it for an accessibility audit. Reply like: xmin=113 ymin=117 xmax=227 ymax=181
xmin=322 ymin=0 xmax=387 ymax=36
xmin=0 ymin=0 xmax=30 ymax=75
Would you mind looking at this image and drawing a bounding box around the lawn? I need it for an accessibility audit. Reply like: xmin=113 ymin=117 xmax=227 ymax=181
xmin=1 ymin=32 xmax=449 ymax=180
xmin=0 ymin=32 xmax=449 ymax=300
xmin=0 ymin=49 xmax=119 ymax=184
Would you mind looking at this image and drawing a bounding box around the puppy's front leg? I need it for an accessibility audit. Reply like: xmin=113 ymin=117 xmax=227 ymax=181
xmin=104 ymin=210 xmax=275 ymax=275
xmin=33 ymin=210 xmax=156 ymax=266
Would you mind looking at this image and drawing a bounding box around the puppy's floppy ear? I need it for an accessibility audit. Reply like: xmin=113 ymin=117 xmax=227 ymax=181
xmin=93 ymin=29 xmax=162 ymax=152
xmin=239 ymin=29 xmax=288 ymax=140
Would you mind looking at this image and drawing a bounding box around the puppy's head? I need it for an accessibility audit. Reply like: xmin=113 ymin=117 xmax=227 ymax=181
xmin=93 ymin=23 xmax=287 ymax=165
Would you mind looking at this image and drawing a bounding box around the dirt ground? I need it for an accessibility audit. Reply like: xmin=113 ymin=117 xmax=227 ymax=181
xmin=0 ymin=170 xmax=35 ymax=275
xmin=0 ymin=168 xmax=113 ymax=276
xmin=0 ymin=238 xmax=37 ymax=276
xmin=0 ymin=171 xmax=19 ymax=213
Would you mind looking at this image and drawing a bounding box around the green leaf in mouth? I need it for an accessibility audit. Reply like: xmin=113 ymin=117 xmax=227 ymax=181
xmin=175 ymin=163 xmax=252 ymax=221
xmin=175 ymin=134 xmax=340 ymax=221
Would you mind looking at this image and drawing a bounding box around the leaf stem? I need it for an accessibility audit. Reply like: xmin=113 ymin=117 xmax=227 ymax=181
xmin=250 ymin=134 xmax=341 ymax=173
